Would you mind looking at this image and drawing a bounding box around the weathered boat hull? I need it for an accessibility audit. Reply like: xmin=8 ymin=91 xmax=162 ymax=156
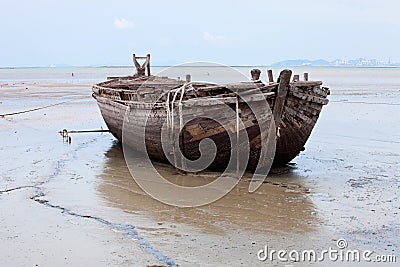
xmin=94 ymin=95 xmax=273 ymax=171
xmin=93 ymin=77 xmax=329 ymax=171
xmin=274 ymin=86 xmax=327 ymax=165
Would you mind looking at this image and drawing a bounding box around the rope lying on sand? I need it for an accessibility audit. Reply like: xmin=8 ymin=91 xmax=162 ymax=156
xmin=330 ymin=100 xmax=400 ymax=105
xmin=0 ymin=99 xmax=77 ymax=118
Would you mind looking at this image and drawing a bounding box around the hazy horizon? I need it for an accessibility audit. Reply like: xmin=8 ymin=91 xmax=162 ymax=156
xmin=1 ymin=0 xmax=399 ymax=67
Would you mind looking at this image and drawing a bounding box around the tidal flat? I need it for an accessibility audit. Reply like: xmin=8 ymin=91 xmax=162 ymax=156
xmin=0 ymin=67 xmax=399 ymax=266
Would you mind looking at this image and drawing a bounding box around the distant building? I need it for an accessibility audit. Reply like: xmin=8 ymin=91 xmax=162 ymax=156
xmin=272 ymin=58 xmax=399 ymax=67
xmin=332 ymin=59 xmax=348 ymax=66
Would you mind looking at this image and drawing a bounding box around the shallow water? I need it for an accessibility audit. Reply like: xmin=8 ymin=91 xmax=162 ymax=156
xmin=0 ymin=66 xmax=399 ymax=266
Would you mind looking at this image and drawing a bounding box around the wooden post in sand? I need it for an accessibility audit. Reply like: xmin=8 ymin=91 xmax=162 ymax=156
xmin=267 ymin=69 xmax=274 ymax=83
xmin=273 ymin=69 xmax=292 ymax=127
xmin=186 ymin=74 xmax=191 ymax=83
xmin=293 ymin=74 xmax=300 ymax=82
xmin=304 ymin=72 xmax=309 ymax=81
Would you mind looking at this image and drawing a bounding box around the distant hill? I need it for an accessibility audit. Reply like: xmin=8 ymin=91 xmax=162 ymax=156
xmin=271 ymin=59 xmax=330 ymax=67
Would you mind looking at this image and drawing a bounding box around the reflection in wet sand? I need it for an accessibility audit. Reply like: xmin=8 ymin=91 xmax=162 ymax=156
xmin=97 ymin=143 xmax=318 ymax=235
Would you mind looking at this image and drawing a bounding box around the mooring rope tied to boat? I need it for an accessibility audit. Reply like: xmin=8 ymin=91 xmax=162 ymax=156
xmin=0 ymin=98 xmax=79 ymax=118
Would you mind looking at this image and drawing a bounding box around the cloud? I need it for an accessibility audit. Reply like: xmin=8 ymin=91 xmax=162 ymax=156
xmin=203 ymin=32 xmax=226 ymax=42
xmin=114 ymin=18 xmax=134 ymax=30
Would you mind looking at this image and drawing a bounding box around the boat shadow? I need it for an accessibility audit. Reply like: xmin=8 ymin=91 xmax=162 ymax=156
xmin=96 ymin=142 xmax=319 ymax=235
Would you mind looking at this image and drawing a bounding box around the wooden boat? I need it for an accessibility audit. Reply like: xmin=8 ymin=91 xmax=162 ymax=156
xmin=92 ymin=54 xmax=329 ymax=172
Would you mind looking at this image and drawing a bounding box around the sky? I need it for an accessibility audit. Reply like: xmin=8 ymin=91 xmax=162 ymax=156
xmin=1 ymin=0 xmax=399 ymax=67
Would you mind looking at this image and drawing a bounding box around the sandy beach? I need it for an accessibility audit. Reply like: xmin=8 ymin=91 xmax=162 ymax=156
xmin=0 ymin=67 xmax=399 ymax=266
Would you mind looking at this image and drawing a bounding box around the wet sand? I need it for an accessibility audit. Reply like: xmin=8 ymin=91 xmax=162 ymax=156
xmin=1 ymin=71 xmax=399 ymax=266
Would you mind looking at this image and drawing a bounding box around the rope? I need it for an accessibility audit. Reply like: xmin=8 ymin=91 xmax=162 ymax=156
xmin=178 ymin=85 xmax=187 ymax=170
xmin=165 ymin=83 xmax=191 ymax=169
xmin=0 ymin=99 xmax=78 ymax=118
xmin=165 ymin=83 xmax=242 ymax=173
xmin=166 ymin=91 xmax=171 ymax=131
xmin=236 ymin=96 xmax=240 ymax=175
xmin=170 ymin=86 xmax=180 ymax=168
xmin=126 ymin=105 xmax=130 ymax=123
xmin=330 ymin=100 xmax=400 ymax=106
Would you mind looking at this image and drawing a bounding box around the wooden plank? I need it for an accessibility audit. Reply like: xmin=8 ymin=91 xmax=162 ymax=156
xmin=147 ymin=54 xmax=151 ymax=76
xmin=273 ymin=69 xmax=292 ymax=127
xmin=267 ymin=69 xmax=274 ymax=83
xmin=291 ymin=90 xmax=329 ymax=105
xmin=291 ymin=81 xmax=322 ymax=86
xmin=312 ymin=86 xmax=329 ymax=97
xmin=225 ymin=82 xmax=263 ymax=91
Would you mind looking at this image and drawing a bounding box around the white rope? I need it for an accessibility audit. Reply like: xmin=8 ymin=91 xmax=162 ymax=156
xmin=166 ymin=90 xmax=171 ymax=132
xmin=165 ymin=83 xmax=190 ymax=169
xmin=165 ymin=83 xmax=240 ymax=173
xmin=126 ymin=105 xmax=130 ymax=123
xmin=236 ymin=96 xmax=240 ymax=174
xmin=178 ymin=85 xmax=187 ymax=170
